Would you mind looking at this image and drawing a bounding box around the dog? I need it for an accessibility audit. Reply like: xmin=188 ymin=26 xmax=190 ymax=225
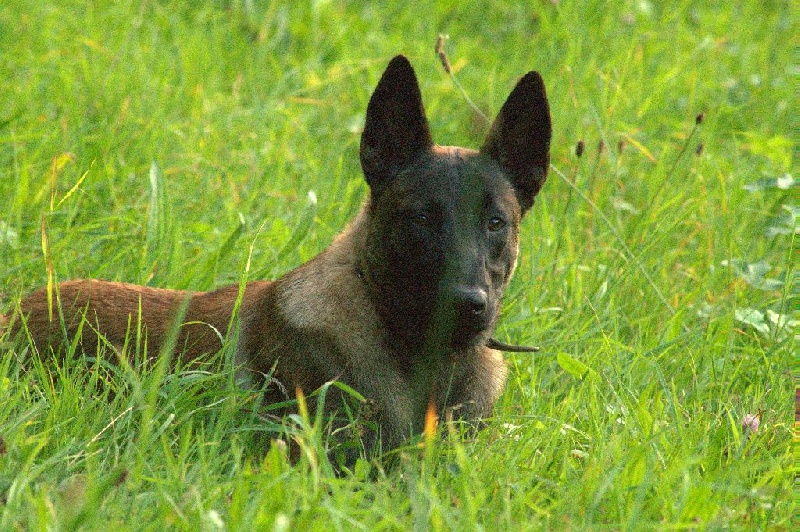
xmin=7 ymin=55 xmax=551 ymax=462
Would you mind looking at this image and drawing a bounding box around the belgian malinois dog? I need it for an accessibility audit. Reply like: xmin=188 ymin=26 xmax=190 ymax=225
xmin=7 ymin=55 xmax=551 ymax=461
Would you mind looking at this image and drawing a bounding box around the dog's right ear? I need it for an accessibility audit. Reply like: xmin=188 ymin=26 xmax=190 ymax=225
xmin=361 ymin=55 xmax=433 ymax=195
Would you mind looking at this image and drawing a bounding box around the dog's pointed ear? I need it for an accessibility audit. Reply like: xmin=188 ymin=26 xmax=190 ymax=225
xmin=481 ymin=71 xmax=551 ymax=213
xmin=361 ymin=55 xmax=433 ymax=195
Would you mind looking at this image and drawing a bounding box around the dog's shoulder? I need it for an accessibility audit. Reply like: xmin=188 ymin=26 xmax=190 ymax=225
xmin=239 ymin=205 xmax=388 ymax=367
xmin=277 ymin=220 xmax=371 ymax=327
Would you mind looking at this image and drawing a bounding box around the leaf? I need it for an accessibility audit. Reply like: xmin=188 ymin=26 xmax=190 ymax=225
xmin=743 ymin=173 xmax=796 ymax=192
xmin=782 ymin=204 xmax=799 ymax=218
xmin=734 ymin=308 xmax=770 ymax=335
xmin=777 ymin=174 xmax=795 ymax=189
xmin=327 ymin=380 xmax=367 ymax=403
xmin=619 ymin=134 xmax=657 ymax=162
xmin=198 ymin=213 xmax=246 ymax=287
xmin=721 ymin=259 xmax=783 ymax=290
xmin=766 ymin=204 xmax=799 ymax=237
xmin=766 ymin=310 xmax=799 ymax=332
xmin=275 ymin=190 xmax=318 ymax=262
xmin=56 ymin=160 xmax=94 ymax=208
xmin=557 ymin=352 xmax=592 ymax=380
xmin=144 ymin=161 xmax=174 ymax=281
xmin=0 ymin=221 xmax=18 ymax=249
xmin=740 ymin=133 xmax=793 ymax=168
xmin=611 ymin=196 xmax=640 ymax=214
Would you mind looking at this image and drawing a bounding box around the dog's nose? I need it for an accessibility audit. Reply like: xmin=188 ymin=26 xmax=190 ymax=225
xmin=455 ymin=286 xmax=488 ymax=317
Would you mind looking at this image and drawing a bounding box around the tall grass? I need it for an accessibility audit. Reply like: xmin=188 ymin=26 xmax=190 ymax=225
xmin=1 ymin=0 xmax=794 ymax=528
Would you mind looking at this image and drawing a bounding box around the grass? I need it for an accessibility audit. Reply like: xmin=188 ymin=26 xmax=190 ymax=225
xmin=0 ymin=0 xmax=795 ymax=528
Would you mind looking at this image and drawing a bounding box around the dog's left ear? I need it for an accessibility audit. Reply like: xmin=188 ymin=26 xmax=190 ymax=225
xmin=361 ymin=55 xmax=434 ymax=197
xmin=481 ymin=71 xmax=551 ymax=213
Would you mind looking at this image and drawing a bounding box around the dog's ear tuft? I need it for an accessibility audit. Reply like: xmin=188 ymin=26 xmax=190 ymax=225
xmin=361 ymin=55 xmax=433 ymax=195
xmin=481 ymin=71 xmax=551 ymax=213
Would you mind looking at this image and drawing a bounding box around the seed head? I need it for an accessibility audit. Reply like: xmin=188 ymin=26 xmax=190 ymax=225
xmin=435 ymin=35 xmax=452 ymax=74
xmin=575 ymin=140 xmax=585 ymax=158
xmin=695 ymin=142 xmax=704 ymax=156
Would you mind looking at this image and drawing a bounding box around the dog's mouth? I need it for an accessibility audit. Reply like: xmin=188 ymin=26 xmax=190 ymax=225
xmin=448 ymin=310 xmax=495 ymax=349
xmin=455 ymin=314 xmax=492 ymax=339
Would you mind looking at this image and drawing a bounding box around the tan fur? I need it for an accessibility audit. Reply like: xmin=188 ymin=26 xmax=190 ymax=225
xmin=11 ymin=203 xmax=506 ymax=449
xmin=15 ymin=279 xmax=269 ymax=362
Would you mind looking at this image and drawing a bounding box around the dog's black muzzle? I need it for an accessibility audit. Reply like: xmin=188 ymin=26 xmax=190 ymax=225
xmin=452 ymin=285 xmax=494 ymax=341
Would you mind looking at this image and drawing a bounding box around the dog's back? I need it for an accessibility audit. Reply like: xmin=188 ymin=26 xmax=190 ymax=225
xmin=14 ymin=279 xmax=272 ymax=361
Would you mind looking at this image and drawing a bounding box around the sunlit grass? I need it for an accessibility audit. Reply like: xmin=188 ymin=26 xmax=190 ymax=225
xmin=0 ymin=0 xmax=794 ymax=528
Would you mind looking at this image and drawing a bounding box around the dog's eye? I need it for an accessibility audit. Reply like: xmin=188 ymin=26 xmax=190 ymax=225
xmin=487 ymin=216 xmax=506 ymax=232
xmin=411 ymin=212 xmax=429 ymax=227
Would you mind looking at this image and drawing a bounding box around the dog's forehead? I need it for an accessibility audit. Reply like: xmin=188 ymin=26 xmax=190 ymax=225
xmin=431 ymin=145 xmax=483 ymax=170
xmin=432 ymin=145 xmax=478 ymax=159
xmin=380 ymin=145 xmax=520 ymax=214
xmin=426 ymin=145 xmax=514 ymax=195
xmin=433 ymin=145 xmax=505 ymax=173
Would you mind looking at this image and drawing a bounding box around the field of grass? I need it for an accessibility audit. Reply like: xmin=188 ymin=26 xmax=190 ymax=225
xmin=0 ymin=0 xmax=795 ymax=528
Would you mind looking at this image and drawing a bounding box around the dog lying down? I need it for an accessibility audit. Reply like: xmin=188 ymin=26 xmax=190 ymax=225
xmin=6 ymin=55 xmax=551 ymax=464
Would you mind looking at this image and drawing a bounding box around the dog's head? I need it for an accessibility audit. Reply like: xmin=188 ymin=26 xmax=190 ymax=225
xmin=359 ymin=55 xmax=551 ymax=354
